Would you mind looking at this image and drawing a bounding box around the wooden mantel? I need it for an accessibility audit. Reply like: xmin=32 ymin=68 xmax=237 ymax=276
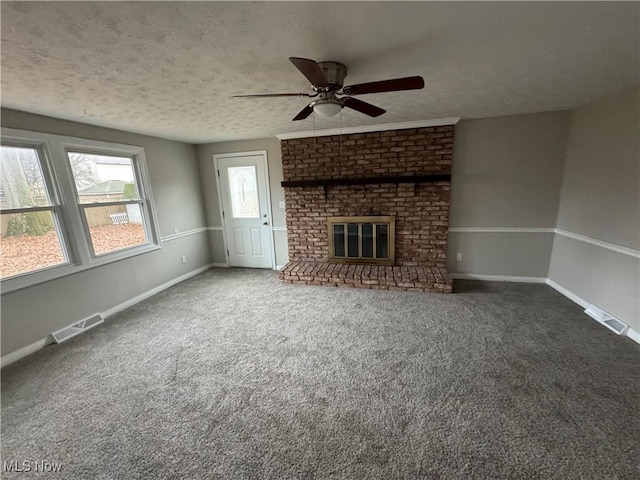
xmin=281 ymin=174 xmax=451 ymax=188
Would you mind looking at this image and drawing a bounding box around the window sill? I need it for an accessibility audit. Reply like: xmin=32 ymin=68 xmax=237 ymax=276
xmin=1 ymin=242 xmax=161 ymax=294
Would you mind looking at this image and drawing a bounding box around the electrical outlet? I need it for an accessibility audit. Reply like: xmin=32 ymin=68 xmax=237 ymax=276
xmin=279 ymin=201 xmax=286 ymax=209
xmin=456 ymin=253 xmax=463 ymax=262
xmin=181 ymin=255 xmax=187 ymax=264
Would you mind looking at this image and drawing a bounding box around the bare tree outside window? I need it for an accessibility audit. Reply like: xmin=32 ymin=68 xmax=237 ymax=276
xmin=0 ymin=146 xmax=67 ymax=278
xmin=67 ymin=153 xmax=99 ymax=191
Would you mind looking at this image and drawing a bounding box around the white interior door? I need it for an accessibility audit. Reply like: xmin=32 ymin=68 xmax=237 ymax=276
xmin=216 ymin=152 xmax=273 ymax=269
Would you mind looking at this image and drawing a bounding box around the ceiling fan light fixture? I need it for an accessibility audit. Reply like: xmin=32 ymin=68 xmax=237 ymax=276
xmin=312 ymin=99 xmax=343 ymax=117
xmin=235 ymin=57 xmax=424 ymax=121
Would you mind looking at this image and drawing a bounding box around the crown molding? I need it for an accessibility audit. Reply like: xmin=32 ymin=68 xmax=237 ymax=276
xmin=275 ymin=117 xmax=461 ymax=140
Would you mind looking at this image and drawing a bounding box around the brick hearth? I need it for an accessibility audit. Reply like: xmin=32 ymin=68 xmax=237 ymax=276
xmin=280 ymin=262 xmax=452 ymax=293
xmin=279 ymin=125 xmax=455 ymax=293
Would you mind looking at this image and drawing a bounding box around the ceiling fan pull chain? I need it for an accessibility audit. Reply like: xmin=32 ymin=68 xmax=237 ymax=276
xmin=339 ymin=110 xmax=343 ymax=156
xmin=313 ymin=112 xmax=317 ymax=150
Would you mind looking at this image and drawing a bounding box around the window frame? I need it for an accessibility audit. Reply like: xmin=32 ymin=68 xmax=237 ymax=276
xmin=63 ymin=144 xmax=155 ymax=258
xmin=0 ymin=140 xmax=73 ymax=276
xmin=1 ymin=128 xmax=161 ymax=293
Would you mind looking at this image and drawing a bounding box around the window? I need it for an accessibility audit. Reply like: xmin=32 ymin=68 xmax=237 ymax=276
xmin=67 ymin=152 xmax=148 ymax=256
xmin=0 ymin=145 xmax=68 ymax=278
xmin=227 ymin=166 xmax=260 ymax=218
xmin=0 ymin=129 xmax=160 ymax=292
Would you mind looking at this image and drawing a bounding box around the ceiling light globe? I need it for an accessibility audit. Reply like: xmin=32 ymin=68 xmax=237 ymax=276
xmin=313 ymin=101 xmax=343 ymax=117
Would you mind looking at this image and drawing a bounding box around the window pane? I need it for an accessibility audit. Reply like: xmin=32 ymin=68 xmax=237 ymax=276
xmin=333 ymin=224 xmax=345 ymax=257
xmin=1 ymin=211 xmax=66 ymax=278
xmin=83 ymin=204 xmax=147 ymax=255
xmin=376 ymin=224 xmax=388 ymax=259
xmin=68 ymin=152 xmax=139 ymax=203
xmin=361 ymin=223 xmax=374 ymax=258
xmin=228 ymin=166 xmax=259 ymax=218
xmin=0 ymin=146 xmax=53 ymax=208
xmin=347 ymin=224 xmax=359 ymax=257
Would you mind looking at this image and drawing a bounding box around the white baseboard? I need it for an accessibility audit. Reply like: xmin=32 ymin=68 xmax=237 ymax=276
xmin=627 ymin=328 xmax=640 ymax=344
xmin=102 ymin=264 xmax=214 ymax=319
xmin=1 ymin=264 xmax=215 ymax=368
xmin=4 ymin=266 xmax=636 ymax=367
xmin=546 ymin=278 xmax=639 ymax=345
xmin=545 ymin=279 xmax=590 ymax=310
xmin=451 ymin=275 xmax=639 ymax=345
xmin=1 ymin=338 xmax=52 ymax=369
xmin=451 ymin=273 xmax=547 ymax=283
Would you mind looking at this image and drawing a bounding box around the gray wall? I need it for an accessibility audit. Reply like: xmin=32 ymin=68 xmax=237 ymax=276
xmin=1 ymin=109 xmax=212 ymax=355
xmin=447 ymin=232 xmax=556 ymax=278
xmin=447 ymin=112 xmax=572 ymax=276
xmin=196 ymin=138 xmax=289 ymax=267
xmin=549 ymin=86 xmax=640 ymax=331
xmin=195 ymin=113 xmax=575 ymax=277
xmin=4 ymin=85 xmax=637 ymax=354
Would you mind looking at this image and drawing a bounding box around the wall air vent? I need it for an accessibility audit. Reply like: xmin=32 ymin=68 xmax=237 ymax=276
xmin=584 ymin=305 xmax=628 ymax=335
xmin=51 ymin=314 xmax=104 ymax=344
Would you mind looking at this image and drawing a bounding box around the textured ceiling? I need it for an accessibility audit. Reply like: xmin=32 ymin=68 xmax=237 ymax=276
xmin=1 ymin=1 xmax=638 ymax=144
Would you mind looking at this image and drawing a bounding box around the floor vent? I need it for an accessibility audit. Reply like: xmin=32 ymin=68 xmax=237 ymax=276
xmin=584 ymin=305 xmax=628 ymax=335
xmin=51 ymin=314 xmax=104 ymax=344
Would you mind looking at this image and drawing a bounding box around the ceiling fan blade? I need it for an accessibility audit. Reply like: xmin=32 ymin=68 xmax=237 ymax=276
xmin=289 ymin=57 xmax=329 ymax=88
xmin=233 ymin=92 xmax=313 ymax=98
xmin=342 ymin=76 xmax=424 ymax=95
xmin=343 ymin=97 xmax=386 ymax=117
xmin=292 ymin=104 xmax=314 ymax=121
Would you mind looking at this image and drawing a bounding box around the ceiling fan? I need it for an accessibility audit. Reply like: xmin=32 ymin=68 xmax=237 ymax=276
xmin=233 ymin=57 xmax=425 ymax=121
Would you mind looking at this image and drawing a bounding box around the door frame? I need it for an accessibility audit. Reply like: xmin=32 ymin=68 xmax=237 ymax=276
xmin=213 ymin=150 xmax=276 ymax=270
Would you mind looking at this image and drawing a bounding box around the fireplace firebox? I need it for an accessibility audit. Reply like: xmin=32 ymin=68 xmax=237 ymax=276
xmin=327 ymin=216 xmax=395 ymax=266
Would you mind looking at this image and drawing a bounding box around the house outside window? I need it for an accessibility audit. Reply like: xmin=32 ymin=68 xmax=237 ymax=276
xmin=67 ymin=152 xmax=148 ymax=256
xmin=0 ymin=129 xmax=160 ymax=293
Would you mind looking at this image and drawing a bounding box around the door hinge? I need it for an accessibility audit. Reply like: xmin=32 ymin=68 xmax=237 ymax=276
xmin=222 ymin=210 xmax=225 ymax=218
xmin=217 ymin=169 xmax=220 ymax=177
xmin=226 ymin=249 xmax=229 ymax=256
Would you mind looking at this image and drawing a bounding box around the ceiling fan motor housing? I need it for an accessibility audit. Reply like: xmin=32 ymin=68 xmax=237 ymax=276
xmin=317 ymin=61 xmax=347 ymax=90
xmin=234 ymin=57 xmax=423 ymax=121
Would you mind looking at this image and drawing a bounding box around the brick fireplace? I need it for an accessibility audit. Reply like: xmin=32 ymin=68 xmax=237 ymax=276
xmin=278 ymin=125 xmax=454 ymax=293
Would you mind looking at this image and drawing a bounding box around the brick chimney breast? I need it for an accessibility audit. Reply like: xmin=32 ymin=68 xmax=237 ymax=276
xmin=279 ymin=126 xmax=454 ymax=293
